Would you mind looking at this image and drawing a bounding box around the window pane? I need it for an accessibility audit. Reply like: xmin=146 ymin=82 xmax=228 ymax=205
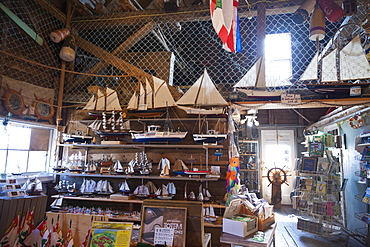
xmin=265 ymin=33 xmax=292 ymax=60
xmin=28 ymin=151 xmax=48 ymax=172
xmin=0 ymin=130 xmax=10 ymax=149
xmin=6 ymin=150 xmax=28 ymax=173
xmin=0 ymin=150 xmax=6 ymax=174
xmin=8 ymin=127 xmax=31 ymax=149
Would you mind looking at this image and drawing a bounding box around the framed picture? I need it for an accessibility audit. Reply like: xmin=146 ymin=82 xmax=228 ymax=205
xmin=309 ymin=142 xmax=324 ymax=157
xmin=140 ymin=206 xmax=187 ymax=247
xmin=301 ymin=157 xmax=317 ymax=172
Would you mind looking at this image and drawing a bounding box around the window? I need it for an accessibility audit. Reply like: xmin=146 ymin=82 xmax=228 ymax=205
xmin=0 ymin=123 xmax=54 ymax=174
xmin=265 ymin=33 xmax=292 ymax=87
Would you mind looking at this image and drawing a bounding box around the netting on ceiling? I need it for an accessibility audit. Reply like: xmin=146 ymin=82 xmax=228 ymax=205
xmin=0 ymin=0 xmax=369 ymax=109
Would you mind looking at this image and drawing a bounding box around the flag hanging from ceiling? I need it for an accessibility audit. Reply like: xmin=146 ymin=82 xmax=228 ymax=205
xmin=210 ymin=0 xmax=242 ymax=53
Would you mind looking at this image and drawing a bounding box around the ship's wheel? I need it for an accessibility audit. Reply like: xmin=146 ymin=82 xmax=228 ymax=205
xmin=263 ymin=167 xmax=290 ymax=208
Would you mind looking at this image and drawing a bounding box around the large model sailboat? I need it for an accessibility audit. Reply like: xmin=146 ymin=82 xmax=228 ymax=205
xmin=233 ymin=56 xmax=290 ymax=97
xmin=83 ymin=87 xmax=123 ymax=117
xmin=176 ymin=68 xmax=229 ymax=115
xmin=88 ymin=112 xmax=130 ymax=138
xmin=300 ymin=35 xmax=370 ymax=83
xmin=127 ymin=76 xmax=176 ymax=118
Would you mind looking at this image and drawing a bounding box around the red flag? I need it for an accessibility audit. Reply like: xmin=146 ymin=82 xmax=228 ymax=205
xmin=49 ymin=222 xmax=64 ymax=247
xmin=64 ymin=229 xmax=74 ymax=247
xmin=0 ymin=215 xmax=20 ymax=247
xmin=14 ymin=210 xmax=35 ymax=247
xmin=23 ymin=220 xmax=49 ymax=247
xmin=81 ymin=228 xmax=91 ymax=247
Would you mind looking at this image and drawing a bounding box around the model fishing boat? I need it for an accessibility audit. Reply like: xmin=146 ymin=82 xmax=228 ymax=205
xmin=176 ymin=68 xmax=228 ymax=115
xmin=131 ymin=106 xmax=188 ymax=143
xmin=192 ymin=117 xmax=227 ymax=144
xmin=233 ymin=55 xmax=290 ymax=97
xmin=62 ymin=132 xmax=93 ymax=144
xmin=300 ymin=35 xmax=370 ymax=83
xmin=83 ymin=86 xmax=123 ymax=117
xmin=127 ymin=76 xmax=176 ymax=118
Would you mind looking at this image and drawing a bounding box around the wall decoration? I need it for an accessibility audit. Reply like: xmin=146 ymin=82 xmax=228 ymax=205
xmin=3 ymin=85 xmax=25 ymax=115
xmin=33 ymin=94 xmax=55 ymax=124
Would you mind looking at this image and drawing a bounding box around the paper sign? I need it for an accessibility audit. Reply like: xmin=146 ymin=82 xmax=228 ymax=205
xmin=154 ymin=227 xmax=174 ymax=246
xmin=350 ymin=86 xmax=361 ymax=96
xmin=281 ymin=94 xmax=301 ymax=104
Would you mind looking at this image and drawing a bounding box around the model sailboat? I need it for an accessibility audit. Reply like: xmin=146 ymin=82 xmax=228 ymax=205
xmin=127 ymin=76 xmax=176 ymax=117
xmin=88 ymin=112 xmax=130 ymax=138
xmin=83 ymin=87 xmax=123 ymax=117
xmin=176 ymin=68 xmax=228 ymax=115
xmin=112 ymin=160 xmax=124 ymax=174
xmin=119 ymin=180 xmax=130 ymax=193
xmin=233 ymin=56 xmax=290 ymax=97
xmin=300 ymin=35 xmax=370 ymax=83
xmin=193 ymin=117 xmax=227 ymax=144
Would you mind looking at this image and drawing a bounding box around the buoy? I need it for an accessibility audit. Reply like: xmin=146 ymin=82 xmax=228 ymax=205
xmin=309 ymin=5 xmax=325 ymax=41
xmin=59 ymin=35 xmax=76 ymax=62
xmin=342 ymin=0 xmax=357 ymax=16
xmin=292 ymin=0 xmax=316 ymax=24
xmin=50 ymin=28 xmax=70 ymax=43
xmin=317 ymin=0 xmax=345 ymax=23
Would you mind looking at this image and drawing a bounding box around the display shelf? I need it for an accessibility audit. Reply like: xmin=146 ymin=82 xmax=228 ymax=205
xmin=53 ymin=173 xmax=219 ymax=182
xmin=237 ymin=139 xmax=260 ymax=192
xmin=355 ymin=212 xmax=370 ymax=223
xmin=59 ymin=143 xmax=224 ymax=149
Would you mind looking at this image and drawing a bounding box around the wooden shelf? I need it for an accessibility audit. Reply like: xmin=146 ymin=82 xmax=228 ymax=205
xmin=239 ymin=169 xmax=258 ymax=172
xmin=240 ymin=153 xmax=257 ymax=156
xmin=53 ymin=173 xmax=219 ymax=182
xmin=59 ymin=143 xmax=224 ymax=149
xmin=204 ymin=222 xmax=222 ymax=228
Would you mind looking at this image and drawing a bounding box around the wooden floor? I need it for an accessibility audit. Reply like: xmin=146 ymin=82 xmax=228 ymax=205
xmin=274 ymin=206 xmax=366 ymax=247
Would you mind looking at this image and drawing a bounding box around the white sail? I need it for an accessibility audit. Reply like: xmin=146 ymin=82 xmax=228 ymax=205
xmin=300 ymin=52 xmax=319 ymax=81
xmin=95 ymin=90 xmax=105 ymax=111
xmin=177 ymin=68 xmax=228 ymax=107
xmin=153 ymin=76 xmax=176 ymax=108
xmin=321 ymin=48 xmax=338 ymax=82
xmin=146 ymin=78 xmax=154 ymax=109
xmin=127 ymin=88 xmax=138 ymax=109
xmin=105 ymin=87 xmax=122 ymax=111
xmin=340 ymin=35 xmax=370 ymax=80
xmin=234 ymin=56 xmax=290 ymax=96
xmin=83 ymin=93 xmax=97 ymax=110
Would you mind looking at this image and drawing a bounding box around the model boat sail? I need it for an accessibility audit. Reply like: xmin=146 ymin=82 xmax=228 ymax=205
xmin=127 ymin=76 xmax=176 ymax=117
xmin=112 ymin=160 xmax=124 ymax=174
xmin=193 ymin=117 xmax=227 ymax=144
xmin=233 ymin=56 xmax=290 ymax=97
xmin=83 ymin=87 xmax=123 ymax=117
xmin=300 ymin=35 xmax=370 ymax=82
xmin=173 ymin=159 xmax=189 ymax=176
xmin=119 ymin=180 xmax=130 ymax=193
xmin=156 ymin=183 xmax=176 ymax=199
xmin=176 ymin=68 xmax=228 ymax=115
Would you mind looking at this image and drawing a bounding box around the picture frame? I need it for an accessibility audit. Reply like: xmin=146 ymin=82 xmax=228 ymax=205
xmin=301 ymin=157 xmax=317 ymax=172
xmin=140 ymin=206 xmax=187 ymax=247
xmin=309 ymin=142 xmax=324 ymax=157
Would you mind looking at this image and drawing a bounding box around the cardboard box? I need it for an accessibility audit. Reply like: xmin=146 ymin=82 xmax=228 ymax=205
xmin=222 ymin=199 xmax=258 ymax=237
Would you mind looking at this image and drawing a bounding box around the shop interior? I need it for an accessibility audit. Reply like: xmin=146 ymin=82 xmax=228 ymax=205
xmin=0 ymin=0 xmax=369 ymax=246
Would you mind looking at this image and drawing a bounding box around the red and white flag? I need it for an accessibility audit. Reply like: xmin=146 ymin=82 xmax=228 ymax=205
xmin=81 ymin=228 xmax=91 ymax=247
xmin=49 ymin=222 xmax=64 ymax=247
xmin=23 ymin=220 xmax=49 ymax=247
xmin=14 ymin=210 xmax=35 ymax=247
xmin=64 ymin=229 xmax=74 ymax=247
xmin=0 ymin=215 xmax=20 ymax=247
xmin=210 ymin=0 xmax=242 ymax=52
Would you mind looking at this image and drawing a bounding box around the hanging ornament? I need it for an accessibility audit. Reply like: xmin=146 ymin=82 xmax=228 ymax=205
xmin=317 ymin=0 xmax=344 ymax=23
xmin=309 ymin=5 xmax=326 ymax=42
xmin=349 ymin=115 xmax=364 ymax=129
xmin=291 ymin=0 xmax=316 ymax=24
xmin=342 ymin=0 xmax=357 ymax=16
xmin=59 ymin=35 xmax=76 ymax=62
xmin=50 ymin=28 xmax=70 ymax=43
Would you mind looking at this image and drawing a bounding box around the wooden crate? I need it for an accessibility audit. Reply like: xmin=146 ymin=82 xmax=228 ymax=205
xmin=240 ymin=204 xmax=275 ymax=231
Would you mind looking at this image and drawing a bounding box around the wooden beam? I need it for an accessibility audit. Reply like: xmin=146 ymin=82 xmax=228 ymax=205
xmin=70 ymin=5 xmax=299 ymax=30
xmin=74 ymin=35 xmax=152 ymax=80
xmin=4 ymin=61 xmax=52 ymax=82
xmin=72 ymin=22 xmax=156 ymax=88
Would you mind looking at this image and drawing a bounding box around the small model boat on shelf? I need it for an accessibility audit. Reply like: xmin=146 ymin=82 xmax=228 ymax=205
xmin=119 ymin=180 xmax=130 ymax=193
xmin=62 ymin=132 xmax=93 ymax=144
xmin=156 ymin=183 xmax=176 ymax=200
xmin=172 ymin=159 xmax=189 ymax=176
xmin=193 ymin=117 xmax=227 ymax=144
xmin=111 ymin=160 xmax=124 ymax=174
xmin=145 ymin=181 xmax=158 ymax=197
xmin=84 ymin=162 xmax=97 ymax=174
xmin=95 ymin=180 xmax=114 ymax=195
xmin=133 ymin=184 xmax=150 ymax=198
xmin=80 ymin=179 xmax=96 ymax=194
xmin=131 ymin=124 xmax=188 ymax=143
xmin=158 ymin=158 xmax=171 ymax=177
xmin=88 ymin=111 xmax=130 ymax=138
xmin=183 ymin=169 xmax=211 ymax=175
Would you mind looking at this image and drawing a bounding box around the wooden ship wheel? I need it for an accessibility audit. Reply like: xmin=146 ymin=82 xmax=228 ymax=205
xmin=264 ymin=167 xmax=290 ymax=208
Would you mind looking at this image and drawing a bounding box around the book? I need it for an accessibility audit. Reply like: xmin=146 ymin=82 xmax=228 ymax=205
xmin=316 ymin=181 xmax=327 ymax=194
xmin=301 ymin=157 xmax=317 ymax=172
xmin=317 ymin=157 xmax=330 ymax=173
xmin=90 ymin=221 xmax=133 ymax=247
xmin=362 ymin=187 xmax=370 ymax=204
xmin=305 ymin=179 xmax=313 ymax=191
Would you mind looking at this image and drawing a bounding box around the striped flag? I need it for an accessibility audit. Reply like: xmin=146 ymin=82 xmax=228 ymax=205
xmin=64 ymin=229 xmax=75 ymax=247
xmin=49 ymin=222 xmax=64 ymax=247
xmin=23 ymin=220 xmax=49 ymax=247
xmin=210 ymin=0 xmax=242 ymax=53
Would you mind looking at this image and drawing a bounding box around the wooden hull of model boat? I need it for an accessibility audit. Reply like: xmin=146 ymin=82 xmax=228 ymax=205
xmin=177 ymin=105 xmax=226 ymax=116
xmin=183 ymin=170 xmax=210 ymax=175
xmin=193 ymin=133 xmax=227 ymax=143
xmin=62 ymin=133 xmax=93 ymax=143
xmin=128 ymin=109 xmax=166 ymax=118
xmin=131 ymin=131 xmax=188 ymax=143
xmin=95 ymin=130 xmax=130 ymax=138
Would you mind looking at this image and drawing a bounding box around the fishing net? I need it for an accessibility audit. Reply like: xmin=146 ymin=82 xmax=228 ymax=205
xmin=0 ymin=0 xmax=369 ymax=111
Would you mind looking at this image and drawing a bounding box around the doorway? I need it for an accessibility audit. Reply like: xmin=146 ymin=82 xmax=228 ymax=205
xmin=260 ymin=129 xmax=296 ymax=205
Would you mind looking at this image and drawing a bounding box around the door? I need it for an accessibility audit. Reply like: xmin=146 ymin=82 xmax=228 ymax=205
xmin=260 ymin=130 xmax=296 ymax=205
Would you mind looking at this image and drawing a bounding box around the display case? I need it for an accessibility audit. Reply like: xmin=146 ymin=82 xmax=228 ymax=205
xmin=238 ymin=140 xmax=260 ymax=194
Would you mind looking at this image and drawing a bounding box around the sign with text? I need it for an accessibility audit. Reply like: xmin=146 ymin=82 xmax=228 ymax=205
xmin=281 ymin=94 xmax=301 ymax=104
xmin=141 ymin=206 xmax=187 ymax=247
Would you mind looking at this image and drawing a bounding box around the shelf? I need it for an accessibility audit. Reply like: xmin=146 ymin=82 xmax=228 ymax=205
xmin=204 ymin=222 xmax=222 ymax=228
xmin=107 ymin=215 xmax=141 ymax=222
xmin=240 ymin=153 xmax=257 ymax=156
xmin=239 ymin=169 xmax=258 ymax=172
xmin=53 ymin=173 xmax=219 ymax=182
xmin=238 ymin=140 xmax=258 ymax=143
xmin=59 ymin=143 xmax=224 ymax=150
